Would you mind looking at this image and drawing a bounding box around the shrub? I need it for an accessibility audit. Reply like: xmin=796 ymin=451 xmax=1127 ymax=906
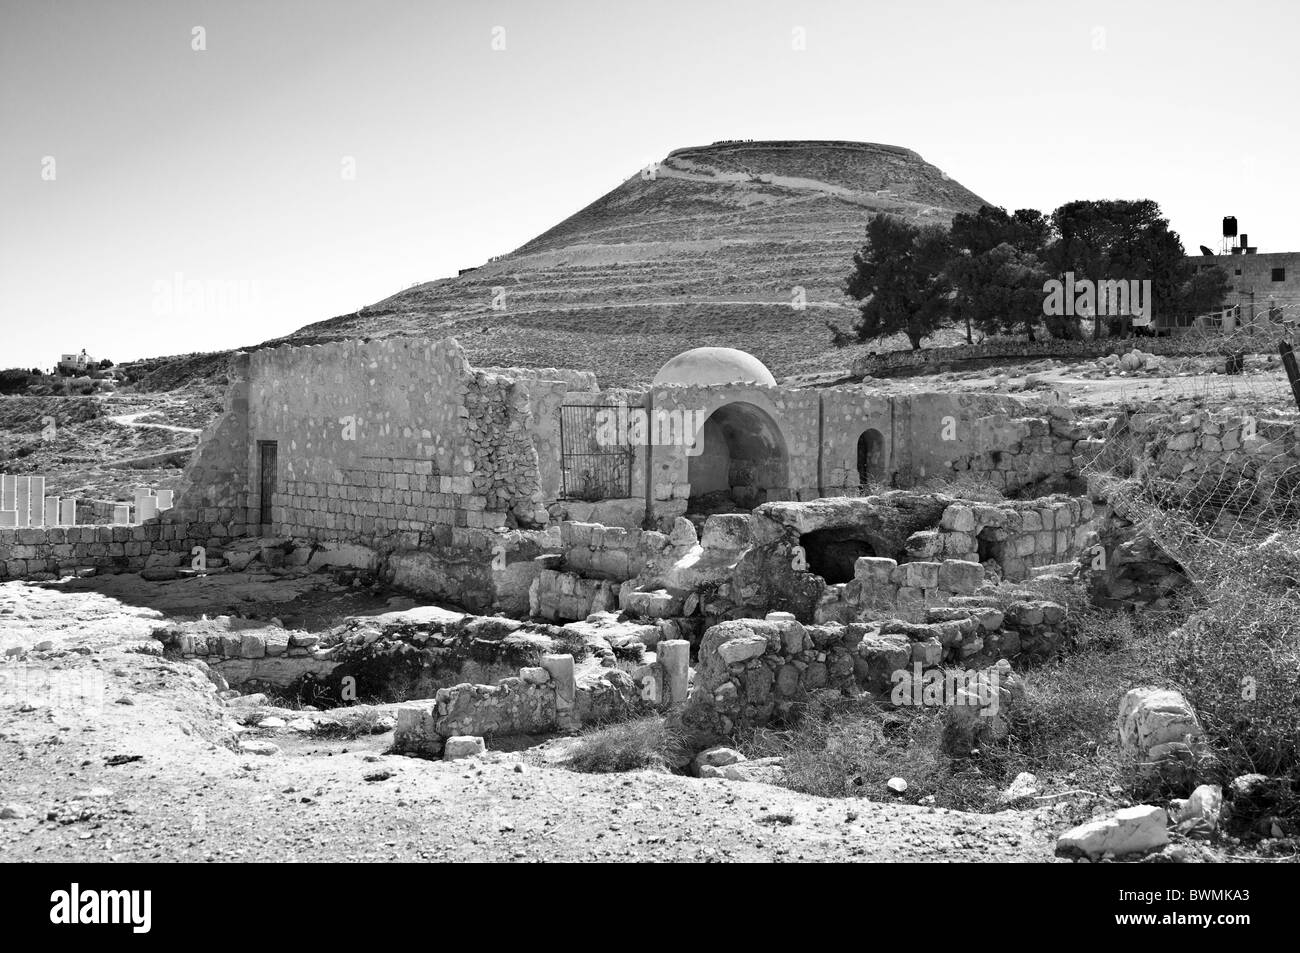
xmin=562 ymin=716 xmax=682 ymax=773
xmin=1147 ymin=593 xmax=1300 ymax=786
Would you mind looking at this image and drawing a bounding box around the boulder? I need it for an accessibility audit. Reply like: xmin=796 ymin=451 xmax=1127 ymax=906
xmin=1057 ymin=805 xmax=1169 ymax=859
xmin=443 ymin=735 xmax=487 ymax=761
xmin=693 ymin=746 xmax=745 ymax=775
xmin=1116 ymin=687 xmax=1203 ymax=774
xmin=1174 ymin=783 xmax=1222 ymax=835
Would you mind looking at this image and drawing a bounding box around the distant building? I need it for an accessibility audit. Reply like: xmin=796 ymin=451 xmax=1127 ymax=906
xmin=58 ymin=348 xmax=95 ymax=372
xmin=1168 ymin=219 xmax=1300 ymax=333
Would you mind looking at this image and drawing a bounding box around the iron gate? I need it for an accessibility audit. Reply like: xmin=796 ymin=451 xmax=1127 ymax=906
xmin=558 ymin=404 xmax=634 ymax=501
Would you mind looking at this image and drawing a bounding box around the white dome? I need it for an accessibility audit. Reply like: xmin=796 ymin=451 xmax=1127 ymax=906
xmin=652 ymin=347 xmax=777 ymax=387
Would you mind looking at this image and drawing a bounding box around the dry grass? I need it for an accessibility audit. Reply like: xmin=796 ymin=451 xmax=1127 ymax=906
xmin=561 ymin=715 xmax=683 ymax=774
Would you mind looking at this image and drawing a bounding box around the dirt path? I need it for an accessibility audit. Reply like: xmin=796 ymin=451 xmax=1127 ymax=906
xmin=107 ymin=410 xmax=202 ymax=435
xmin=0 ymin=577 xmax=1061 ymax=862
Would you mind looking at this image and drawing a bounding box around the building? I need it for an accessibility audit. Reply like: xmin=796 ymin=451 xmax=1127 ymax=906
xmin=1182 ymin=250 xmax=1300 ymax=332
xmin=58 ymin=348 xmax=95 ymax=372
xmin=165 ymin=337 xmax=1078 ymax=611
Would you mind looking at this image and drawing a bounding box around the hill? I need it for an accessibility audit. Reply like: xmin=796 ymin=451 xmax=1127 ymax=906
xmin=276 ymin=140 xmax=990 ymax=384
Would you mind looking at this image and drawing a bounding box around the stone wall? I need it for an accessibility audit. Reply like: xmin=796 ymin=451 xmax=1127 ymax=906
xmin=392 ymin=642 xmax=691 ymax=757
xmin=908 ymin=497 xmax=1099 ymax=580
xmin=677 ymin=593 xmax=1065 ymax=740
xmin=814 ymin=555 xmax=985 ymax=623
xmin=639 ymin=387 xmax=1092 ymax=514
xmin=0 ymin=519 xmax=242 ymax=582
xmin=644 ymin=382 xmax=822 ymax=521
xmin=850 ymin=336 xmax=1231 ymax=379
xmin=248 ymin=338 xmax=563 ymax=542
xmin=152 ymin=620 xmax=336 ymax=687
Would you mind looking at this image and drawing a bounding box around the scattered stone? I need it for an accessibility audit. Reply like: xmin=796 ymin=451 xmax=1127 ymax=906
xmin=887 ymin=777 xmax=908 ymax=794
xmin=238 ymin=739 xmax=281 ymax=756
xmin=443 ymin=736 xmax=486 ymax=761
xmin=1000 ymin=772 xmax=1040 ymax=804
xmin=1174 ymin=784 xmax=1222 ymax=835
xmin=225 ymin=693 xmax=270 ymax=708
xmin=1056 ymin=805 xmax=1169 ymax=859
xmin=1116 ymin=687 xmax=1203 ymax=775
xmin=694 ymin=746 xmax=746 ymax=772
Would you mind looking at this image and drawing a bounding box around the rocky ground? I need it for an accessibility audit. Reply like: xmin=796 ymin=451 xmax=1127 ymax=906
xmin=0 ymin=573 xmax=1063 ymax=862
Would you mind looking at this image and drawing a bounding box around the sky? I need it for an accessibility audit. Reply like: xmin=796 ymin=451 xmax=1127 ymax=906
xmin=2 ymin=0 xmax=1297 ymax=370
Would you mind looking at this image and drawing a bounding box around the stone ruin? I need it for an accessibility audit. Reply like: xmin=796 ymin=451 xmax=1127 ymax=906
xmin=2 ymin=335 xmax=1235 ymax=758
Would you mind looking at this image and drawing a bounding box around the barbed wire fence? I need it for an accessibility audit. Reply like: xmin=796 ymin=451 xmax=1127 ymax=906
xmin=1079 ymin=300 xmax=1300 ymax=602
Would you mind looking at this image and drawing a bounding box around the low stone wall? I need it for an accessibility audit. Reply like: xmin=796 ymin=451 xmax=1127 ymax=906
xmin=814 ymin=556 xmax=985 ymax=623
xmin=910 ymin=497 xmax=1099 ymax=581
xmin=393 ymin=641 xmax=692 ymax=757
xmin=0 ymin=517 xmax=242 ymax=581
xmin=850 ymin=336 xmax=1225 ymax=379
xmin=382 ymin=525 xmax=555 ymax=614
xmin=394 ymin=654 xmax=576 ymax=755
xmin=559 ymin=517 xmax=697 ymax=582
xmin=152 ymin=621 xmax=336 ymax=687
xmin=677 ymin=593 xmax=1065 ymax=740
xmin=528 ymin=517 xmax=701 ymax=621
xmin=942 ymin=408 xmax=1093 ymax=493
xmin=1080 ymin=406 xmax=1298 ymax=606
xmin=529 ymin=568 xmax=619 ymax=621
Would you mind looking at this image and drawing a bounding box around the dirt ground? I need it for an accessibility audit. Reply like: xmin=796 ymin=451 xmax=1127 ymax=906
xmin=0 ymin=572 xmax=1063 ymax=862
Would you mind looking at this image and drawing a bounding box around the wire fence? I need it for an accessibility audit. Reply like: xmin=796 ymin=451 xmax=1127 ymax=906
xmin=1079 ymin=301 xmax=1300 ymax=597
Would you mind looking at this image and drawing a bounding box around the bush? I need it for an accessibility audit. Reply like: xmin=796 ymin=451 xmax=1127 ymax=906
xmin=562 ymin=716 xmax=682 ymax=773
xmin=741 ymin=605 xmax=1171 ymax=815
xmin=1148 ymin=592 xmax=1300 ymax=786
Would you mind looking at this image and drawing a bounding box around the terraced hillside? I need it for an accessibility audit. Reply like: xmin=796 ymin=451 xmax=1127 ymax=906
xmin=279 ymin=141 xmax=989 ymax=384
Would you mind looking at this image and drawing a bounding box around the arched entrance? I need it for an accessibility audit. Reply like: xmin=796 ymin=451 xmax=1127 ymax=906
xmin=688 ymin=401 xmax=789 ymax=513
xmin=856 ymin=428 xmax=886 ymax=487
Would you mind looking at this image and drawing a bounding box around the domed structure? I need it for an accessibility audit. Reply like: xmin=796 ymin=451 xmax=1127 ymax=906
xmin=652 ymin=347 xmax=777 ymax=387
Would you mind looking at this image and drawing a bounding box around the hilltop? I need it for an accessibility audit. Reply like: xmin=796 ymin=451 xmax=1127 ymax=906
xmin=275 ymin=141 xmax=990 ymax=384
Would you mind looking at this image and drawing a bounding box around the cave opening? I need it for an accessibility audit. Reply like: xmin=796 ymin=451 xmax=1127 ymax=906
xmin=799 ymin=528 xmax=878 ymax=584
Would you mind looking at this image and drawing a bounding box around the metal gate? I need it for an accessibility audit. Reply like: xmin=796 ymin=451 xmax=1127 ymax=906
xmin=558 ymin=404 xmax=634 ymax=501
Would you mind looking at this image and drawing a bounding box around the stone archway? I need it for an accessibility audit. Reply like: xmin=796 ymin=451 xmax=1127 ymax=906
xmin=688 ymin=401 xmax=789 ymax=513
xmin=856 ymin=428 xmax=886 ymax=487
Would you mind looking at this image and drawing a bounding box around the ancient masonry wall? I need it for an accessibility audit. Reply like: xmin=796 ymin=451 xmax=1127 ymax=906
xmin=248 ymin=337 xmax=566 ymax=543
xmin=850 ymin=336 xmax=1229 ymax=378
xmin=0 ymin=521 xmax=241 ymax=581
xmin=909 ymin=497 xmax=1098 ymax=580
xmin=391 ymin=642 xmax=691 ymax=757
xmin=678 ymin=594 xmax=1064 ymax=738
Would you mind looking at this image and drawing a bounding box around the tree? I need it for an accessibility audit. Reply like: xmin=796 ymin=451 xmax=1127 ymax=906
xmin=948 ymin=206 xmax=1054 ymax=341
xmin=0 ymin=368 xmax=37 ymax=394
xmin=950 ymin=205 xmax=1051 ymax=257
xmin=1174 ymin=265 xmax=1231 ymax=324
xmin=1045 ymin=199 xmax=1189 ymax=337
xmin=845 ymin=215 xmax=953 ymax=350
xmin=949 ymin=242 xmax=1052 ymax=341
